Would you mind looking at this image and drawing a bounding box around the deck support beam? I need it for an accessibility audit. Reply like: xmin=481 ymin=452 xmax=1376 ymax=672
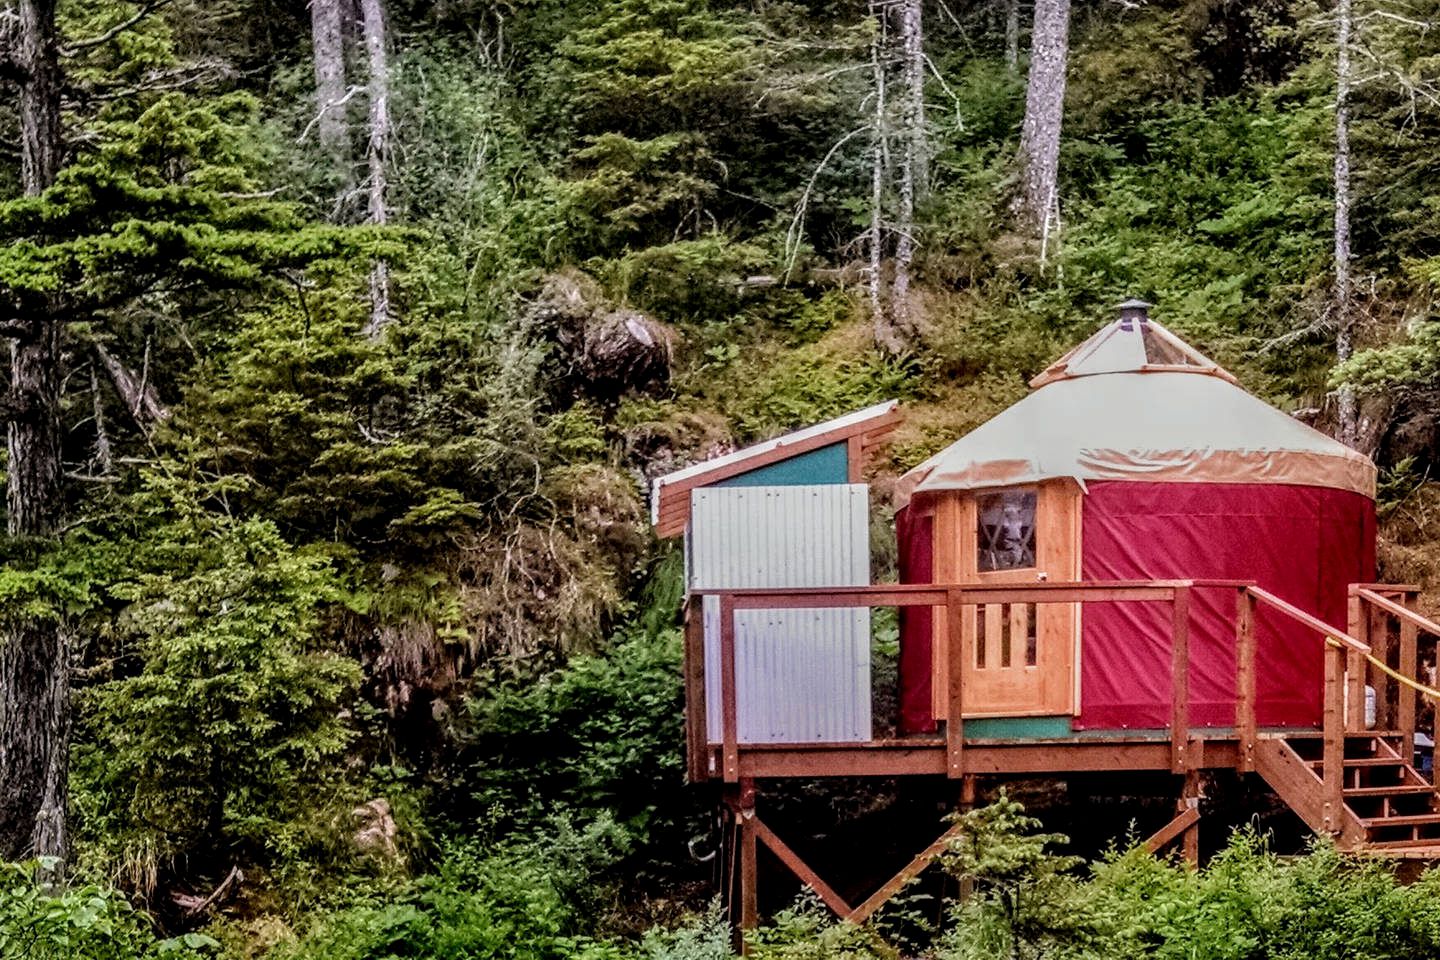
xmin=721 ymin=780 xmax=759 ymax=950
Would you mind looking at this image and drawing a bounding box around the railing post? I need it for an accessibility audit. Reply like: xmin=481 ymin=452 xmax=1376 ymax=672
xmin=684 ymin=594 xmax=708 ymax=782
xmin=1345 ymin=593 xmax=1367 ymax=732
xmin=945 ymin=588 xmax=965 ymax=779
xmin=720 ymin=593 xmax=740 ymax=783
xmin=1322 ymin=641 xmax=1345 ymax=834
xmin=1235 ymin=587 xmax=1256 ymax=774
xmin=1170 ymin=585 xmax=1191 ymax=774
xmin=1400 ymin=590 xmax=1419 ymax=765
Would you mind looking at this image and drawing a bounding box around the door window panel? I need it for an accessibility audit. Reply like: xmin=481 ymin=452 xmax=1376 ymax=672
xmin=977 ymin=489 xmax=1037 ymax=572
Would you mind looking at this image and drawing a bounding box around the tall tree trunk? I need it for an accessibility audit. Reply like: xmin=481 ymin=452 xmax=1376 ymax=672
xmin=308 ymin=0 xmax=351 ymax=170
xmin=867 ymin=1 xmax=900 ymax=354
xmin=1005 ymin=0 xmax=1020 ymax=73
xmin=1014 ymin=0 xmax=1070 ymax=244
xmin=891 ymin=0 xmax=925 ymax=339
xmin=0 ymin=0 xmax=70 ymax=867
xmin=1333 ymin=0 xmax=1357 ymax=447
xmin=360 ymin=0 xmax=392 ymax=338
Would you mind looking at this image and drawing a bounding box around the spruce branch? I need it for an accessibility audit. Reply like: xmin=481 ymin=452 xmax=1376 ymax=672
xmin=59 ymin=0 xmax=176 ymax=56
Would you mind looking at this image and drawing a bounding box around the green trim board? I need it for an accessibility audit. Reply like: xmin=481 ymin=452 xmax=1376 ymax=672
xmin=963 ymin=716 xmax=1074 ymax=740
xmin=715 ymin=442 xmax=848 ymax=487
xmin=962 ymin=722 xmax=1323 ymax=742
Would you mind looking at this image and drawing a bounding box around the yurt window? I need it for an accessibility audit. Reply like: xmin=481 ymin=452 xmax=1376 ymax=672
xmin=977 ymin=488 xmax=1037 ymax=571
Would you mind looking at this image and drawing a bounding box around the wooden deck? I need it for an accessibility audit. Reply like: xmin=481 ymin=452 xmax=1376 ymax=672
xmin=690 ymin=579 xmax=1440 ymax=932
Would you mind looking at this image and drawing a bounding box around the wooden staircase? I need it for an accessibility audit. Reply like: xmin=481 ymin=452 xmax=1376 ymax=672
xmin=1255 ymin=733 xmax=1440 ymax=857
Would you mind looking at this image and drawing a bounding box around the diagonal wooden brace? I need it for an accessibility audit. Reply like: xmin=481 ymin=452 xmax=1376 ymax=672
xmin=848 ymin=820 xmax=967 ymax=924
xmin=751 ymin=817 xmax=853 ymax=918
xmin=749 ymin=815 xmax=967 ymax=927
xmin=1142 ymin=806 xmax=1200 ymax=855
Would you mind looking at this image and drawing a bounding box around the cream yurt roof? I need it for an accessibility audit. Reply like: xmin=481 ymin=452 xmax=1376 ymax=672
xmin=895 ymin=306 xmax=1375 ymax=508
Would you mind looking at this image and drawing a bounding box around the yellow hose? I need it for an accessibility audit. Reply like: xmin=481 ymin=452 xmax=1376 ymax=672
xmin=1322 ymin=634 xmax=1440 ymax=701
xmin=1365 ymin=653 xmax=1440 ymax=703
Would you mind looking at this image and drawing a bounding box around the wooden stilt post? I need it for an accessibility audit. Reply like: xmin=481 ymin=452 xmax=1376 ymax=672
xmin=1180 ymin=767 xmax=1202 ymax=866
xmin=740 ymin=811 xmax=757 ymax=937
xmin=960 ymin=774 xmax=977 ymax=811
xmin=723 ymin=779 xmax=758 ymax=950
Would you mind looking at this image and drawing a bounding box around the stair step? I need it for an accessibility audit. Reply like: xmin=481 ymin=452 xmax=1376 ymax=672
xmin=1309 ymin=757 xmax=1406 ymax=769
xmin=1359 ymin=813 xmax=1440 ymax=828
xmin=1344 ymin=785 xmax=1436 ymax=798
xmin=1361 ymin=840 xmax=1440 ymax=857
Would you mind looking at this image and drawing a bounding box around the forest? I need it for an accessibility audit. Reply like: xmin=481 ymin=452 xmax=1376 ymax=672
xmin=5 ymin=0 xmax=1440 ymax=956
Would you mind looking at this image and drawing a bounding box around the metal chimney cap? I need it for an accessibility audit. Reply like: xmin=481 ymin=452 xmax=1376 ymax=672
xmin=1115 ymin=298 xmax=1152 ymax=324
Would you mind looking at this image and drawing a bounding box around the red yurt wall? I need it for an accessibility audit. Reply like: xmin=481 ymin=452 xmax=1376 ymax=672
xmin=896 ymin=482 xmax=1375 ymax=733
xmin=896 ymin=505 xmax=935 ymax=734
xmin=1075 ymin=481 xmax=1374 ymax=729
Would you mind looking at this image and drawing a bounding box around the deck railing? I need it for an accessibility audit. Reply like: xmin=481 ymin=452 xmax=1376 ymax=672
xmin=684 ymin=580 xmax=1440 ymax=793
xmin=686 ymin=580 xmax=1211 ymax=783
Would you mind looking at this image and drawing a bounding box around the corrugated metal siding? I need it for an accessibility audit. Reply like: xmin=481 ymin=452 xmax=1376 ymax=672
xmin=689 ymin=485 xmax=871 ymax=744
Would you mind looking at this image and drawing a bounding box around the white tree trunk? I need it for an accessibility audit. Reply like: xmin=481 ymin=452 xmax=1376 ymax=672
xmin=891 ymin=0 xmax=925 ymax=339
xmin=360 ymin=0 xmax=392 ymax=338
xmin=1014 ymin=0 xmax=1070 ymax=240
xmin=1005 ymin=0 xmax=1020 ymax=73
xmin=867 ymin=1 xmax=900 ymax=354
xmin=309 ymin=0 xmax=350 ymax=167
xmin=1333 ymin=0 xmax=1357 ymax=447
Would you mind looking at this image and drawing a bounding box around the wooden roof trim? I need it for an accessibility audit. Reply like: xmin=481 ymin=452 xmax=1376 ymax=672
xmin=650 ymin=400 xmax=902 ymax=538
xmin=1030 ymin=363 xmax=1239 ymax=389
xmin=1029 ymin=317 xmax=1236 ymax=388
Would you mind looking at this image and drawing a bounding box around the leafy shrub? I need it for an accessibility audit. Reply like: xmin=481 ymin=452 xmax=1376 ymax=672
xmin=270 ymin=824 xmax=631 ymax=960
xmin=0 ymin=860 xmax=216 ymax=960
xmin=459 ymin=629 xmax=701 ymax=873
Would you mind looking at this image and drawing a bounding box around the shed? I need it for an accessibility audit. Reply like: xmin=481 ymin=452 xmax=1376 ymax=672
xmin=895 ymin=302 xmax=1377 ymax=735
xmin=652 ymin=401 xmax=901 ymax=746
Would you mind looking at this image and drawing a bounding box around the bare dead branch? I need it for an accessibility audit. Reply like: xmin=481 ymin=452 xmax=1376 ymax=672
xmin=59 ymin=0 xmax=176 ymax=56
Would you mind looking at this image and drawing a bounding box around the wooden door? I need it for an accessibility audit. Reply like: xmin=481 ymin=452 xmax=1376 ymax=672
xmin=932 ymin=480 xmax=1081 ymax=719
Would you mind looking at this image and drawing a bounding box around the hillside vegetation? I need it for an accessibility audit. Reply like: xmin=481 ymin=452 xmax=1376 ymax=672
xmin=3 ymin=0 xmax=1440 ymax=956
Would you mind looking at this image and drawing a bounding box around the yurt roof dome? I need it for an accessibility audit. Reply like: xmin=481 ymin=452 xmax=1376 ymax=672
xmin=896 ymin=303 xmax=1375 ymax=508
xmin=1029 ymin=300 xmax=1236 ymax=387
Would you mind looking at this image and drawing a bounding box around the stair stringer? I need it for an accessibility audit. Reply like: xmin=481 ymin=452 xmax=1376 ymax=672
xmin=1253 ymin=738 xmax=1367 ymax=850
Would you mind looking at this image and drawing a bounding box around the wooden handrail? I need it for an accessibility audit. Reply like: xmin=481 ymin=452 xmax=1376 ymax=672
xmin=696 ymin=580 xmax=1191 ymax=610
xmin=1355 ymin=588 xmax=1440 ymax=640
xmin=1245 ymin=585 xmax=1371 ymax=654
xmin=692 ymin=580 xmax=1201 ymax=595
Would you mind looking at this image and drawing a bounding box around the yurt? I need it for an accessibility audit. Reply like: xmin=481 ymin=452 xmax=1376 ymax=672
xmin=895 ymin=301 xmax=1377 ymax=735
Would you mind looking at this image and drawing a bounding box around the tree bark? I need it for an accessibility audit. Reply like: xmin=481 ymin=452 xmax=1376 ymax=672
xmin=0 ymin=0 xmax=69 ymax=867
xmin=308 ymin=0 xmax=351 ymax=168
xmin=1014 ymin=0 xmax=1070 ymax=244
xmin=890 ymin=0 xmax=925 ymax=339
xmin=360 ymin=0 xmax=392 ymax=338
xmin=1333 ymin=0 xmax=1357 ymax=447
xmin=17 ymin=0 xmax=61 ymax=194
